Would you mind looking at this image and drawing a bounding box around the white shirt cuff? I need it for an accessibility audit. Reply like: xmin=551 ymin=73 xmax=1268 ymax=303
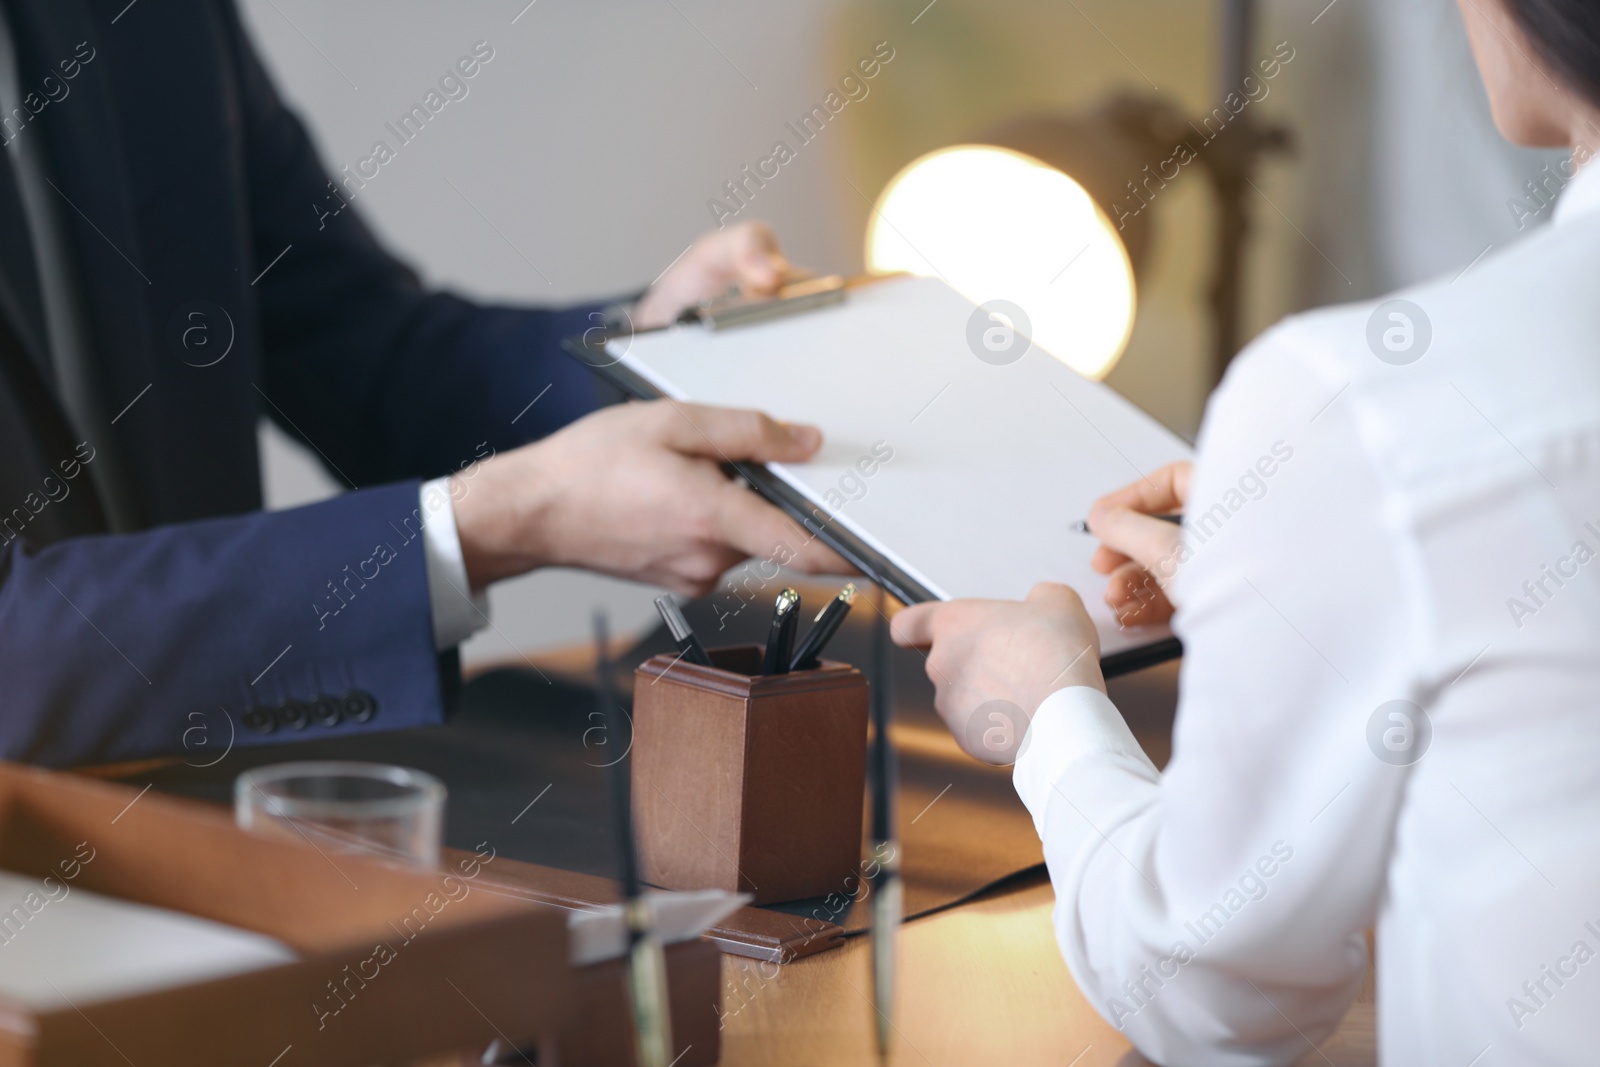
xmin=1012 ymin=686 xmax=1157 ymax=839
xmin=420 ymin=477 xmax=490 ymax=650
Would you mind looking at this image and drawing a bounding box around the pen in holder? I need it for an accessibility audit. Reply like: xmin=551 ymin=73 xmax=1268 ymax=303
xmin=631 ymin=644 xmax=869 ymax=905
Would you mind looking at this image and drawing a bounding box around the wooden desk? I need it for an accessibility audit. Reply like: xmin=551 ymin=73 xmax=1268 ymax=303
xmin=717 ymin=872 xmax=1376 ymax=1067
xmin=87 ymin=623 xmax=1375 ymax=1065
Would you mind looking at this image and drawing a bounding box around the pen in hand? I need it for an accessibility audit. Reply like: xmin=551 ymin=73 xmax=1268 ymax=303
xmin=1072 ymin=513 xmax=1184 ymax=533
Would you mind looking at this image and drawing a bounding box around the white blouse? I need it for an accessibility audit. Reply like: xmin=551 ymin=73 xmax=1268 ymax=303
xmin=1015 ymin=160 xmax=1600 ymax=1065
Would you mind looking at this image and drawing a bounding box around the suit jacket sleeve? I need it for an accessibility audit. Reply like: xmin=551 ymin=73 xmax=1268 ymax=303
xmin=218 ymin=2 xmax=608 ymax=485
xmin=0 ymin=480 xmax=453 ymax=767
xmin=0 ymin=8 xmax=621 ymax=768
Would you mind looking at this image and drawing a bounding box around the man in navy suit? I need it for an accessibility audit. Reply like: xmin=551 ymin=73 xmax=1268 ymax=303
xmin=0 ymin=0 xmax=841 ymax=766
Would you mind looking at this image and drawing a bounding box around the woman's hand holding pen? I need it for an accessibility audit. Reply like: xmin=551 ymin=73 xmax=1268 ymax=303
xmin=1087 ymin=460 xmax=1193 ymax=629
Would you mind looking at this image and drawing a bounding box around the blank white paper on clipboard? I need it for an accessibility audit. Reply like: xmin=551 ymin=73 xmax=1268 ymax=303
xmin=604 ymin=275 xmax=1193 ymax=662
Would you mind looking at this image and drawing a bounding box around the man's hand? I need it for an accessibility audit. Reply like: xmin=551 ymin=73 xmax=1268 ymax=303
xmin=891 ymin=583 xmax=1104 ymax=766
xmin=450 ymin=400 xmax=847 ymax=596
xmin=632 ymin=221 xmax=790 ymax=330
xmin=1087 ymin=460 xmax=1193 ymax=628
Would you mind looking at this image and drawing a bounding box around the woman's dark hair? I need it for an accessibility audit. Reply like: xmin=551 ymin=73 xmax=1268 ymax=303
xmin=1505 ymin=0 xmax=1600 ymax=107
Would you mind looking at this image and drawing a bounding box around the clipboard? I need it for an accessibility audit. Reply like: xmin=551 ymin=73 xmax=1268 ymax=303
xmin=564 ymin=274 xmax=1187 ymax=678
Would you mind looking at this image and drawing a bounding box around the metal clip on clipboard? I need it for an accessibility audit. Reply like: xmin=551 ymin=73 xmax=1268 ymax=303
xmin=678 ymin=274 xmax=848 ymax=330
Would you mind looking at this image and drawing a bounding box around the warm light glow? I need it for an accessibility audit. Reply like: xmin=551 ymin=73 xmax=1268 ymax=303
xmin=866 ymin=144 xmax=1136 ymax=379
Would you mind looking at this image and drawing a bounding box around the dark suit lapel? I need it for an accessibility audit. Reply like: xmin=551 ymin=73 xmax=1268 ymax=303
xmin=0 ymin=311 xmax=107 ymax=539
xmin=8 ymin=0 xmax=156 ymax=521
xmin=0 ymin=151 xmax=52 ymax=386
xmin=7 ymin=0 xmax=152 ymax=300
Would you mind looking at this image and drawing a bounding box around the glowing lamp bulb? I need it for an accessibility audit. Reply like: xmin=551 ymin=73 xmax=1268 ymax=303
xmin=865 ymin=144 xmax=1136 ymax=379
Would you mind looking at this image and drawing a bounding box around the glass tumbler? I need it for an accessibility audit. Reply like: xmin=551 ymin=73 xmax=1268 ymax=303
xmin=234 ymin=761 xmax=445 ymax=869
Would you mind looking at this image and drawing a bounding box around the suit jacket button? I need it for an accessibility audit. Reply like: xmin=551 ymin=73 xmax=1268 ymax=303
xmin=276 ymin=700 xmax=310 ymax=731
xmin=341 ymin=690 xmax=377 ymax=723
xmin=242 ymin=706 xmax=276 ymax=734
xmin=310 ymin=696 xmax=342 ymax=727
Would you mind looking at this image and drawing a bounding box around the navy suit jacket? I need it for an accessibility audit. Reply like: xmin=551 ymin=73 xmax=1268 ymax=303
xmin=0 ymin=0 xmax=609 ymax=765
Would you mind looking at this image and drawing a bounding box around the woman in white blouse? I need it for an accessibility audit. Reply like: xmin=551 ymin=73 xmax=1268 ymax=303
xmin=892 ymin=1 xmax=1600 ymax=1062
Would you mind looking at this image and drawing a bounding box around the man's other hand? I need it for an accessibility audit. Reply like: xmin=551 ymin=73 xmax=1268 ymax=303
xmin=631 ymin=221 xmax=790 ymax=329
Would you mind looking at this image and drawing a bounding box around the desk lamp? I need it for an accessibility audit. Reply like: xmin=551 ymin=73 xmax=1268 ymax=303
xmin=865 ymin=0 xmax=1290 ymax=385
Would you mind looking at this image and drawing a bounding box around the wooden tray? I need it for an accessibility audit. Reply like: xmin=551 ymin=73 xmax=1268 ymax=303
xmin=0 ymin=763 xmax=718 ymax=1067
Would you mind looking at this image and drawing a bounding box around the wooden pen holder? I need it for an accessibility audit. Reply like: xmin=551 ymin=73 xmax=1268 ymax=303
xmin=632 ymin=645 xmax=868 ymax=906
